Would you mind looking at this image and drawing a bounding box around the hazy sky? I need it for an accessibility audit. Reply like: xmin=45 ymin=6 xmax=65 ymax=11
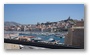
xmin=4 ymin=4 xmax=84 ymax=24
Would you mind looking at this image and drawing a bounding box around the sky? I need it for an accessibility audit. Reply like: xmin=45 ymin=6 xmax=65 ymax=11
xmin=4 ymin=4 xmax=84 ymax=24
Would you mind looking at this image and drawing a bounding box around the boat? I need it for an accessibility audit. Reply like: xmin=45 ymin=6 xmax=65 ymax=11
xmin=31 ymin=37 xmax=42 ymax=42
xmin=48 ymin=38 xmax=55 ymax=42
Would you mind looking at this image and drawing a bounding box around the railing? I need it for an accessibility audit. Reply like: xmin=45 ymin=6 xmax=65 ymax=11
xmin=4 ymin=39 xmax=82 ymax=49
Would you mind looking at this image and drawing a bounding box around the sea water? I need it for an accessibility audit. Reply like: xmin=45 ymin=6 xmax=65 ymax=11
xmin=19 ymin=33 xmax=65 ymax=43
xmin=4 ymin=31 xmax=65 ymax=43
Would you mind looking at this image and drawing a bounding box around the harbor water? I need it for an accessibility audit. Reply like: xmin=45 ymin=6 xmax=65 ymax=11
xmin=4 ymin=31 xmax=66 ymax=43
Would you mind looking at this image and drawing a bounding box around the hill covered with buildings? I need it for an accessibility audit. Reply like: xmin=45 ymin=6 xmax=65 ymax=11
xmin=4 ymin=17 xmax=83 ymax=32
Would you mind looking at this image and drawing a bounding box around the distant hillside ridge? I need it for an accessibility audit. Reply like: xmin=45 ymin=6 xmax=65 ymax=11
xmin=4 ymin=21 xmax=21 ymax=26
